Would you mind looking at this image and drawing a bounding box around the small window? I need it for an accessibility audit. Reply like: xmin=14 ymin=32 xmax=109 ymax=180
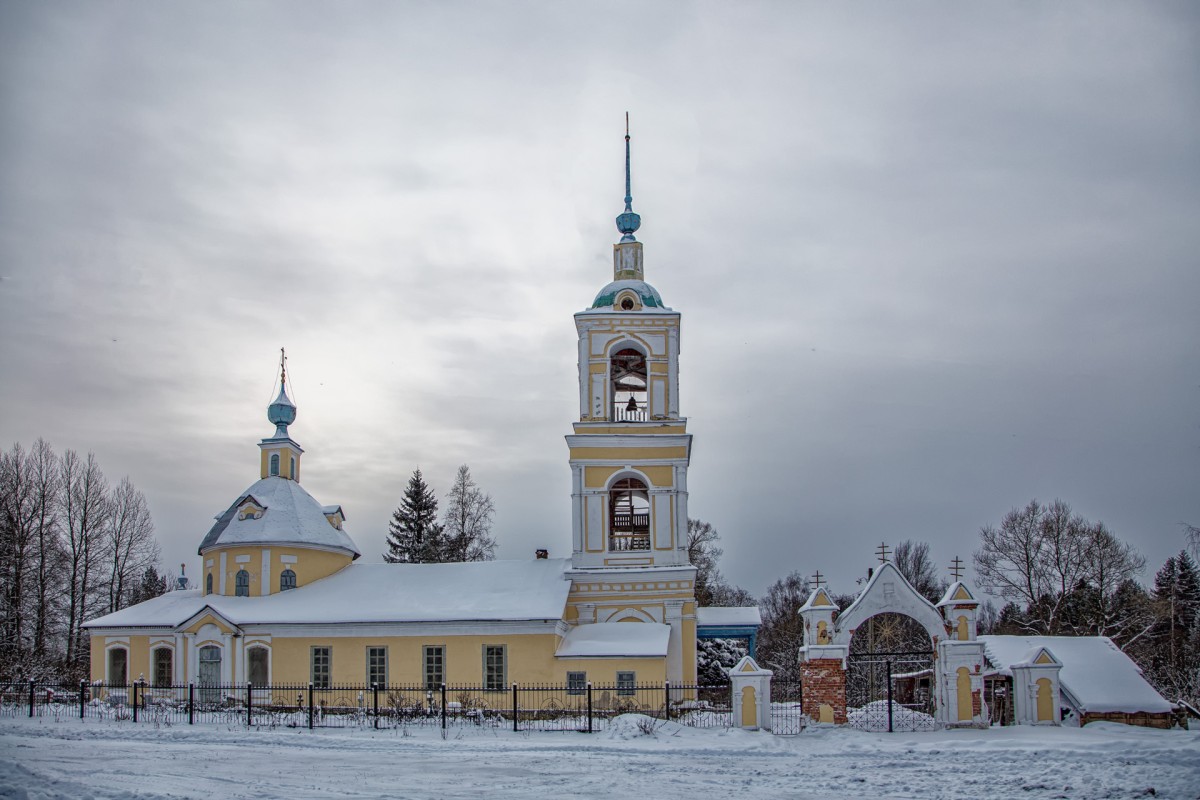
xmin=567 ymin=671 xmax=587 ymax=696
xmin=290 ymin=457 xmax=296 ymax=480
xmin=280 ymin=569 xmax=297 ymax=591
xmin=153 ymin=648 xmax=172 ymax=687
xmin=205 ymin=572 xmax=213 ymax=595
xmin=423 ymin=646 xmax=445 ymax=689
xmin=311 ymin=646 xmax=331 ymax=688
xmin=367 ymin=646 xmax=388 ymax=688
xmin=270 ymin=454 xmax=280 ymax=476
xmin=235 ymin=569 xmax=250 ymax=597
xmin=617 ymin=671 xmax=636 ymax=697
xmin=248 ymin=647 xmax=269 ymax=687
xmin=483 ymin=645 xmax=506 ymax=691
xmin=108 ymin=647 xmax=128 ymax=685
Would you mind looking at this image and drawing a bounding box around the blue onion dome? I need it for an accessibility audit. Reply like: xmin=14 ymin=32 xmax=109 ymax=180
xmin=616 ymin=209 xmax=641 ymax=242
xmin=267 ymin=384 xmax=297 ymax=437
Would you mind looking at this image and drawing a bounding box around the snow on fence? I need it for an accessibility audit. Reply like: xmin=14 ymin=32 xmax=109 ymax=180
xmin=0 ymin=680 xmax=753 ymax=733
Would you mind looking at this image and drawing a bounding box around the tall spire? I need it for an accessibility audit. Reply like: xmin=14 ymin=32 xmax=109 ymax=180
xmin=615 ymin=112 xmax=641 ymax=243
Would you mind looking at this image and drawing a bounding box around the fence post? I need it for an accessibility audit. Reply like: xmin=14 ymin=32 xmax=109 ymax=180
xmin=511 ymin=684 xmax=518 ymax=732
xmin=80 ymin=679 xmax=87 ymax=720
xmin=587 ymin=682 xmax=593 ymax=733
xmin=28 ymin=679 xmax=35 ymax=718
xmin=440 ymin=683 xmax=446 ymax=730
xmin=132 ymin=681 xmax=139 ymax=723
xmin=246 ymin=682 xmax=252 ymax=727
xmin=188 ymin=683 xmax=194 ymax=725
xmin=308 ymin=683 xmax=314 ymax=730
xmin=373 ymin=683 xmax=379 ymax=730
xmin=664 ymin=681 xmax=671 ymax=721
xmin=886 ymin=660 xmax=894 ymax=734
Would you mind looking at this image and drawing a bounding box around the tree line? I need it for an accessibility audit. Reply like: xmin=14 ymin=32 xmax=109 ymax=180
xmin=693 ymin=500 xmax=1200 ymax=707
xmin=0 ymin=440 xmax=165 ymax=681
xmin=383 ymin=466 xmax=497 ymax=563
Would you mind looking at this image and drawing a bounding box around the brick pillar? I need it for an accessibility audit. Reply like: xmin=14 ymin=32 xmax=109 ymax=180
xmin=800 ymin=658 xmax=847 ymax=724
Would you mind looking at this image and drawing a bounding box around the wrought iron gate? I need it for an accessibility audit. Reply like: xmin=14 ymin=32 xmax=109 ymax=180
xmin=845 ymin=650 xmax=938 ymax=732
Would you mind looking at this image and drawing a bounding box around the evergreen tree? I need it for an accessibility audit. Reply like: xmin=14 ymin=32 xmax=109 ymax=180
xmin=383 ymin=469 xmax=446 ymax=563
xmin=1145 ymin=551 xmax=1200 ymax=703
xmin=127 ymin=566 xmax=168 ymax=606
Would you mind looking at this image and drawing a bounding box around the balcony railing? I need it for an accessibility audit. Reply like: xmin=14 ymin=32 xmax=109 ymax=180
xmin=611 ymin=402 xmax=647 ymax=423
xmin=609 ymin=531 xmax=651 ymax=551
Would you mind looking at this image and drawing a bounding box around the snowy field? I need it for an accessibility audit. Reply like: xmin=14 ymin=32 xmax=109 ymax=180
xmin=1 ymin=715 xmax=1198 ymax=800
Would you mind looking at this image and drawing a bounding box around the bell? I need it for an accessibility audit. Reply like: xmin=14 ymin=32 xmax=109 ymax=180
xmin=626 ymin=396 xmax=638 ymax=412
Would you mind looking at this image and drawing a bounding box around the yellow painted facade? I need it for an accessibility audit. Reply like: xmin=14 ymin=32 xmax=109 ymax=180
xmin=201 ymin=546 xmax=351 ymax=597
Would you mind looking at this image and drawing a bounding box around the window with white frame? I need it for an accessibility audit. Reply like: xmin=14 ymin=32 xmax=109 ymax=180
xmin=617 ymin=671 xmax=636 ymax=696
xmin=280 ymin=568 xmax=296 ymax=591
xmin=108 ymin=647 xmax=128 ymax=685
xmin=567 ymin=671 xmax=587 ymax=695
xmin=367 ymin=646 xmax=387 ymax=687
xmin=205 ymin=572 xmax=213 ymax=595
xmin=270 ymin=454 xmax=280 ymax=476
xmin=153 ymin=647 xmax=172 ymax=687
xmin=235 ymin=569 xmax=250 ymax=597
xmin=248 ymin=646 xmax=269 ymax=687
xmin=483 ymin=645 xmax=506 ymax=691
xmin=423 ymin=646 xmax=445 ymax=689
xmin=311 ymin=646 xmax=331 ymax=688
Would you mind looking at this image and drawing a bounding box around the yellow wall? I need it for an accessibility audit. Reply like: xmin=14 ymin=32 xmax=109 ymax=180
xmin=584 ymin=464 xmax=675 ymax=489
xmin=570 ymin=446 xmax=688 ymax=461
xmin=259 ymin=446 xmax=300 ymax=480
xmin=202 ymin=546 xmax=352 ymax=597
xmin=89 ymin=631 xmax=669 ymax=687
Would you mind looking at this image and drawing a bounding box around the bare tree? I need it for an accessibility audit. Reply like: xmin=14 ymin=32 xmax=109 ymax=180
xmin=975 ymin=499 xmax=1145 ymax=635
xmin=688 ymin=518 xmax=723 ymax=607
xmin=441 ymin=465 xmax=496 ymax=562
xmin=61 ymin=450 xmax=109 ymax=669
xmin=104 ymin=477 xmax=159 ymax=613
xmin=756 ymin=571 xmax=810 ymax=681
xmin=28 ymin=439 xmax=62 ymax=658
xmin=892 ymin=540 xmax=944 ymax=603
xmin=0 ymin=443 xmax=37 ymax=670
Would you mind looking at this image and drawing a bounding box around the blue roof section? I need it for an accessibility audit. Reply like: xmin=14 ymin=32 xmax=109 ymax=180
xmin=589 ymin=279 xmax=667 ymax=310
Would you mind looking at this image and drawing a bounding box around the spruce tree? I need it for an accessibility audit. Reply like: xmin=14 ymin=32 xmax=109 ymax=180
xmin=383 ymin=469 xmax=446 ymax=563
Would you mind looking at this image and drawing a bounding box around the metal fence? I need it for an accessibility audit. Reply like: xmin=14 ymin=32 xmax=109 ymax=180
xmin=1 ymin=680 xmax=752 ymax=733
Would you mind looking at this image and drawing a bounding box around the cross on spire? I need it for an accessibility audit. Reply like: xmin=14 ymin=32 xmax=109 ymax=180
xmin=875 ymin=541 xmax=891 ymax=563
xmin=950 ymin=556 xmax=964 ymax=581
xmin=811 ymin=570 xmax=825 ymax=589
xmin=279 ymin=347 xmax=288 ymax=388
xmin=615 ymin=112 xmax=641 ymax=243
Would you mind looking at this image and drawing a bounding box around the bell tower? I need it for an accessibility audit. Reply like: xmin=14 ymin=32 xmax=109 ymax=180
xmin=564 ymin=119 xmax=696 ymax=684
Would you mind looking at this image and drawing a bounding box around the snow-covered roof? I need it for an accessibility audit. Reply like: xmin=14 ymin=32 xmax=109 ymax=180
xmin=84 ymin=559 xmax=573 ymax=628
xmin=979 ymin=635 xmax=1173 ymax=714
xmin=556 ymin=622 xmax=670 ymax=658
xmin=798 ymin=587 xmax=838 ymax=612
xmin=936 ymin=581 xmax=977 ymax=607
xmin=696 ymin=607 xmax=762 ymax=627
xmin=197 ymin=477 xmax=360 ymax=558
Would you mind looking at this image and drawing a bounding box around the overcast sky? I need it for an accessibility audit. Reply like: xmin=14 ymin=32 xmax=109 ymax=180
xmin=1 ymin=2 xmax=1197 ymax=599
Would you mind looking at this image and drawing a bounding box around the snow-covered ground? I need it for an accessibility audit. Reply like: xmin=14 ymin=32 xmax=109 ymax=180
xmin=1 ymin=715 xmax=1198 ymax=800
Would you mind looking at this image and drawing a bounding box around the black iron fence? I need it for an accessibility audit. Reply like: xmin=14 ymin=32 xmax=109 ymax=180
xmin=0 ymin=679 xmax=749 ymax=733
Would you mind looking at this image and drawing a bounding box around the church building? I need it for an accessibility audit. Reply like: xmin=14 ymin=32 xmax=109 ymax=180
xmin=84 ymin=131 xmax=725 ymax=692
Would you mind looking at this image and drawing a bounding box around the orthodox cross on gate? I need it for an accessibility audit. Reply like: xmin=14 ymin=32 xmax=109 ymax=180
xmin=950 ymin=556 xmax=964 ymax=581
xmin=875 ymin=541 xmax=890 ymax=563
xmin=811 ymin=570 xmax=825 ymax=589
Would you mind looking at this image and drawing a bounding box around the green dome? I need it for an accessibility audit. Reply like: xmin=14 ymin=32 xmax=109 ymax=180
xmin=591 ymin=280 xmax=665 ymax=310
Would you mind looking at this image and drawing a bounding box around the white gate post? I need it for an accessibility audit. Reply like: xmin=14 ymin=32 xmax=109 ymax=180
xmin=729 ymin=655 xmax=773 ymax=731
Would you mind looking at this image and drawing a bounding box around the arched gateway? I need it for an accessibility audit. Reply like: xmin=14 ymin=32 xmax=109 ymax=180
xmin=798 ymin=561 xmax=989 ymax=730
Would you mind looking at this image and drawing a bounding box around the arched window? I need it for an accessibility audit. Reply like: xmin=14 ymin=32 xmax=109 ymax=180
xmin=235 ymin=569 xmax=250 ymax=597
xmin=609 ymin=348 xmax=647 ymax=422
xmin=280 ymin=568 xmax=296 ymax=591
xmin=247 ymin=646 xmax=269 ymax=688
xmin=290 ymin=457 xmax=296 ymax=481
xmin=153 ymin=647 xmax=173 ymax=687
xmin=609 ymin=477 xmax=650 ymax=551
xmin=205 ymin=572 xmax=213 ymax=595
xmin=270 ymin=454 xmax=280 ymax=476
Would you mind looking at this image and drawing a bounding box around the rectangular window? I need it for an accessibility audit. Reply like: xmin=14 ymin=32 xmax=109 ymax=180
xmin=483 ymin=645 xmax=506 ymax=691
xmin=367 ymin=646 xmax=388 ymax=688
xmin=617 ymin=671 xmax=635 ymax=697
xmin=311 ymin=646 xmax=331 ymax=688
xmin=423 ymin=646 xmax=445 ymax=689
xmin=153 ymin=648 xmax=172 ymax=687
xmin=567 ymin=671 xmax=587 ymax=696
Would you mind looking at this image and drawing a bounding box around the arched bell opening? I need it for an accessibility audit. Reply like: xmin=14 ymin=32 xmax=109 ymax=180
xmin=610 ymin=348 xmax=647 ymax=422
xmin=609 ymin=477 xmax=650 ymax=551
